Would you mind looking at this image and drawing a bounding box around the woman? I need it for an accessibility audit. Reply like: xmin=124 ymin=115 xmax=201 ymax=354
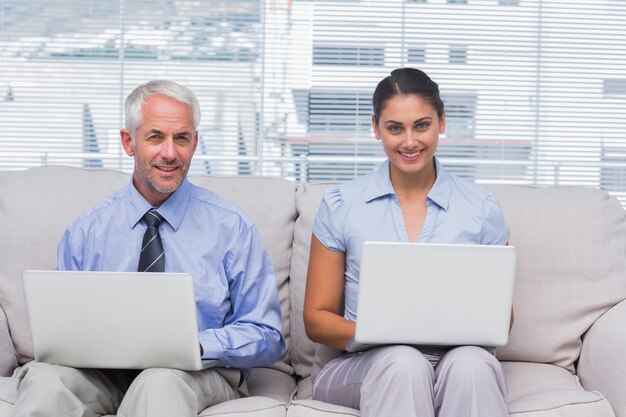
xmin=303 ymin=68 xmax=511 ymax=417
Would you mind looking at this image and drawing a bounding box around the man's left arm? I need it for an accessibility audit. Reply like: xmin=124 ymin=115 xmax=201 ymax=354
xmin=198 ymin=224 xmax=285 ymax=370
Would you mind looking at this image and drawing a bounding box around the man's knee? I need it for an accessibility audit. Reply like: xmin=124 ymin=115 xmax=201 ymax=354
xmin=12 ymin=363 xmax=113 ymax=417
xmin=18 ymin=362 xmax=83 ymax=389
xmin=132 ymin=368 xmax=190 ymax=391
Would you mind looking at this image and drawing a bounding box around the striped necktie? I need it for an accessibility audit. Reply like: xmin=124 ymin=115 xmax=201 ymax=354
xmin=138 ymin=209 xmax=165 ymax=272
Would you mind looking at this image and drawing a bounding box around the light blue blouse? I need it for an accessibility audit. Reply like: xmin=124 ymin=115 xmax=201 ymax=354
xmin=312 ymin=157 xmax=509 ymax=322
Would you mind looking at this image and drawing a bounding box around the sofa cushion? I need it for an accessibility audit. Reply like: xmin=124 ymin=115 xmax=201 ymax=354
xmin=578 ymin=299 xmax=626 ymax=417
xmin=0 ymin=307 xmax=17 ymax=377
xmin=0 ymin=376 xmax=18 ymax=417
xmin=510 ymin=402 xmax=615 ymax=417
xmin=289 ymin=183 xmax=331 ymax=377
xmin=0 ymin=166 xmax=129 ymax=362
xmin=504 ymin=362 xmax=615 ymax=416
xmin=199 ymin=397 xmax=286 ymax=417
xmin=0 ymin=368 xmax=294 ymax=417
xmin=488 ymin=185 xmax=626 ymax=372
xmin=0 ymin=167 xmax=297 ymax=375
xmin=291 ymin=363 xmax=615 ymax=417
xmin=247 ymin=367 xmax=297 ymax=404
xmin=286 ymin=399 xmax=359 ymax=417
xmin=291 ymin=183 xmax=626 ymax=378
xmin=203 ymin=367 xmax=295 ymax=417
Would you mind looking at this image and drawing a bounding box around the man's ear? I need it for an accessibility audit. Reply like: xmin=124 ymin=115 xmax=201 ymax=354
xmin=120 ymin=129 xmax=135 ymax=157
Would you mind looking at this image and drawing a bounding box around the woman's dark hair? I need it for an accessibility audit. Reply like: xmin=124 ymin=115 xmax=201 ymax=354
xmin=372 ymin=68 xmax=445 ymax=123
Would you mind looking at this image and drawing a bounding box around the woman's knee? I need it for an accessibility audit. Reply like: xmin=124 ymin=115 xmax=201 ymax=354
xmin=438 ymin=346 xmax=503 ymax=380
xmin=367 ymin=345 xmax=434 ymax=382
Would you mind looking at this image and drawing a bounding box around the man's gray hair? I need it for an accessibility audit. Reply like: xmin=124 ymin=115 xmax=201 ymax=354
xmin=124 ymin=80 xmax=201 ymax=137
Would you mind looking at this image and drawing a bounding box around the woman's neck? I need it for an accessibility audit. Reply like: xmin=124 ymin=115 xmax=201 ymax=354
xmin=389 ymin=158 xmax=437 ymax=199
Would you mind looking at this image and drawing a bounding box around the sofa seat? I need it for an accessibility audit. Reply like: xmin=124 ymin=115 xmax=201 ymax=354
xmin=0 ymin=377 xmax=17 ymax=416
xmin=0 ymin=368 xmax=295 ymax=417
xmin=287 ymin=361 xmax=615 ymax=417
xmin=198 ymin=367 xmax=296 ymax=416
xmin=198 ymin=397 xmax=288 ymax=417
xmin=504 ymin=362 xmax=615 ymax=416
xmin=287 ymin=399 xmax=359 ymax=417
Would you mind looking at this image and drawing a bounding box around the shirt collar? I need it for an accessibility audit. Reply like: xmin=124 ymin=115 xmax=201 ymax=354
xmin=364 ymin=157 xmax=450 ymax=211
xmin=363 ymin=159 xmax=396 ymax=203
xmin=127 ymin=178 xmax=192 ymax=231
xmin=427 ymin=157 xmax=450 ymax=211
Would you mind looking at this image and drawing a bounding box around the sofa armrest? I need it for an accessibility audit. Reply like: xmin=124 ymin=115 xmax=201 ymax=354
xmin=0 ymin=304 xmax=18 ymax=376
xmin=578 ymin=299 xmax=626 ymax=417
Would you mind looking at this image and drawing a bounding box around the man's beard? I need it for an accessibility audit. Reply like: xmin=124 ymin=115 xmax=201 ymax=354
xmin=136 ymin=160 xmax=186 ymax=195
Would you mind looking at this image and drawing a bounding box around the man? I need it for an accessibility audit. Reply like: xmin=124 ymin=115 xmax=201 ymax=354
xmin=11 ymin=80 xmax=285 ymax=417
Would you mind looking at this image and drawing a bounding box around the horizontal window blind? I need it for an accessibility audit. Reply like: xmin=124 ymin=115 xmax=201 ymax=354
xmin=1 ymin=0 xmax=625 ymax=207
xmin=0 ymin=0 xmax=264 ymax=176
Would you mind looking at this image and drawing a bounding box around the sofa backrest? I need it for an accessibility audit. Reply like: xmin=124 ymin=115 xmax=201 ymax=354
xmin=288 ymin=183 xmax=329 ymax=376
xmin=288 ymin=182 xmax=626 ymax=379
xmin=0 ymin=166 xmax=297 ymax=374
xmin=2 ymin=166 xmax=625 ymax=378
xmin=0 ymin=166 xmax=130 ymax=363
xmin=486 ymin=184 xmax=626 ymax=372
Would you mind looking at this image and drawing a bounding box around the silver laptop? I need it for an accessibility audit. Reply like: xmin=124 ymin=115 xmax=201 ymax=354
xmin=346 ymin=242 xmax=516 ymax=352
xmin=22 ymin=270 xmax=218 ymax=371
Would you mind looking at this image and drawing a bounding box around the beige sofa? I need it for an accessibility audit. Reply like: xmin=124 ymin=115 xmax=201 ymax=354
xmin=0 ymin=165 xmax=625 ymax=417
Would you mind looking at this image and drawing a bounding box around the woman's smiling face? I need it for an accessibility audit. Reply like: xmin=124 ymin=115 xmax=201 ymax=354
xmin=372 ymin=93 xmax=445 ymax=178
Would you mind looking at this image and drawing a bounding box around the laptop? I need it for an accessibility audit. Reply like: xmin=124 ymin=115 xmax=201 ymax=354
xmin=22 ymin=270 xmax=218 ymax=371
xmin=345 ymin=242 xmax=516 ymax=353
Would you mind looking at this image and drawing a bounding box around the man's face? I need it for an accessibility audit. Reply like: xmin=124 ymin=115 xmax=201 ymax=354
xmin=120 ymin=95 xmax=198 ymax=207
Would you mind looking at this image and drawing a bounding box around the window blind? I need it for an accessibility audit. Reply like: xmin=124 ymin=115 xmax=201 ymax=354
xmin=1 ymin=0 xmax=625 ymax=206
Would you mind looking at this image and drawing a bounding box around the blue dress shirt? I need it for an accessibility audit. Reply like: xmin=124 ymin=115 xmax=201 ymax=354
xmin=58 ymin=178 xmax=286 ymax=371
xmin=313 ymin=157 xmax=509 ymax=322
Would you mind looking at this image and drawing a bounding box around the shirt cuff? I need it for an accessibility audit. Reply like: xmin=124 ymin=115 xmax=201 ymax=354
xmin=198 ymin=330 xmax=225 ymax=360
